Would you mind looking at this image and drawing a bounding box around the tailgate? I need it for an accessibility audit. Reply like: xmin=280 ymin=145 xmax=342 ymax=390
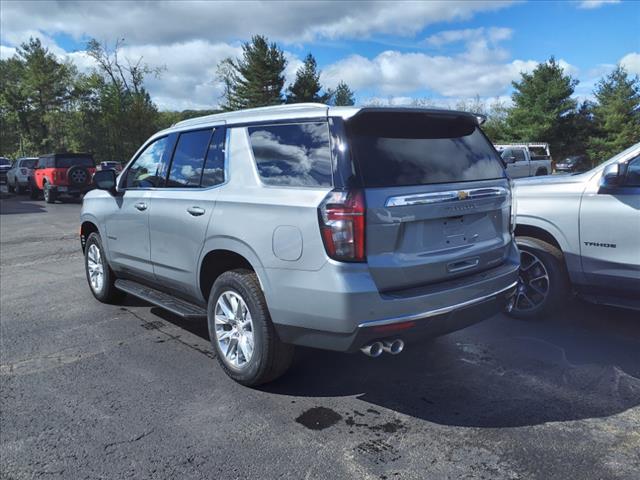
xmin=365 ymin=180 xmax=511 ymax=292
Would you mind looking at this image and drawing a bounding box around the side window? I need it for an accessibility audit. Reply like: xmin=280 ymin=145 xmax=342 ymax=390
xmin=167 ymin=129 xmax=212 ymax=188
xmin=248 ymin=122 xmax=332 ymax=187
xmin=125 ymin=136 xmax=169 ymax=188
xmin=624 ymin=156 xmax=640 ymax=187
xmin=513 ymin=149 xmax=526 ymax=162
xmin=201 ymin=128 xmax=226 ymax=187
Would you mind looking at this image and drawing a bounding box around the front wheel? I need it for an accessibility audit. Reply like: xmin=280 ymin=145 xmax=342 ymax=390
xmin=84 ymin=232 xmax=122 ymax=303
xmin=508 ymin=236 xmax=570 ymax=319
xmin=208 ymin=269 xmax=294 ymax=386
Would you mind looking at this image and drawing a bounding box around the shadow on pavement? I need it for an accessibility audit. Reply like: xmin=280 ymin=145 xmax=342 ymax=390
xmin=0 ymin=195 xmax=47 ymax=215
xmin=260 ymin=299 xmax=640 ymax=428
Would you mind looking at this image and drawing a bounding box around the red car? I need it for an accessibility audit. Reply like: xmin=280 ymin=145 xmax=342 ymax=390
xmin=31 ymin=153 xmax=96 ymax=203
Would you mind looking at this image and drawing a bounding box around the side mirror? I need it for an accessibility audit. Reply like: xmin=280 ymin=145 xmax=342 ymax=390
xmin=599 ymin=163 xmax=621 ymax=190
xmin=93 ymin=169 xmax=117 ymax=193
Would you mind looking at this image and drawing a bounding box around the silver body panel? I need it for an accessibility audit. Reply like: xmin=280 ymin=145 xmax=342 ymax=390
xmin=81 ymin=104 xmax=520 ymax=351
xmin=514 ymin=143 xmax=640 ymax=294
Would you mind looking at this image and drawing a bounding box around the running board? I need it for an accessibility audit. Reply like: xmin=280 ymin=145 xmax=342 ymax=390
xmin=114 ymin=279 xmax=207 ymax=319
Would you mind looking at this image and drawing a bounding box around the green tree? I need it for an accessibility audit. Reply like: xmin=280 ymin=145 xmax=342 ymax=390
xmin=286 ymin=54 xmax=331 ymax=103
xmin=588 ymin=66 xmax=640 ymax=163
xmin=0 ymin=38 xmax=75 ymax=154
xmin=332 ymin=81 xmax=355 ymax=106
xmin=218 ymin=35 xmax=286 ymax=110
xmin=482 ymin=97 xmax=510 ymax=143
xmin=506 ymin=57 xmax=578 ymax=159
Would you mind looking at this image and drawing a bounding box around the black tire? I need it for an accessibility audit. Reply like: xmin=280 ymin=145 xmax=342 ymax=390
xmin=207 ymin=269 xmax=294 ymax=386
xmin=16 ymin=185 xmax=26 ymax=194
xmin=7 ymin=183 xmax=15 ymax=193
xmin=43 ymin=181 xmax=56 ymax=204
xmin=508 ymin=236 xmax=570 ymax=319
xmin=535 ymin=169 xmax=548 ymax=176
xmin=29 ymin=179 xmax=40 ymax=199
xmin=84 ymin=232 xmax=122 ymax=303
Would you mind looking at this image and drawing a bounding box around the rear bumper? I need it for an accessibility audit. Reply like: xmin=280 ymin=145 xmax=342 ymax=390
xmin=50 ymin=184 xmax=91 ymax=195
xmin=269 ymin=241 xmax=520 ymax=352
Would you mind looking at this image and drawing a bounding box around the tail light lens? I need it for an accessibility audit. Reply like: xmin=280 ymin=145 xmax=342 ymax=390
xmin=318 ymin=189 xmax=366 ymax=262
xmin=52 ymin=171 xmax=58 ymax=182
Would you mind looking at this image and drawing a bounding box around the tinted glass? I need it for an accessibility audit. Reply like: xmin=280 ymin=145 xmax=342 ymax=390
xmin=0 ymin=158 xmax=9 ymax=166
xmin=347 ymin=112 xmax=505 ymax=187
xmin=248 ymin=122 xmax=332 ymax=187
xmin=624 ymin=156 xmax=640 ymax=186
xmin=201 ymin=128 xmax=225 ymax=187
xmin=513 ymin=149 xmax=526 ymax=162
xmin=55 ymin=157 xmax=94 ymax=168
xmin=20 ymin=159 xmax=37 ymax=168
xmin=125 ymin=137 xmax=169 ymax=188
xmin=167 ymin=129 xmax=212 ymax=188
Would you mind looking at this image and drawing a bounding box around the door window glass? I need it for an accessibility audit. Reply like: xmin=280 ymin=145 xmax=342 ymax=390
xmin=201 ymin=128 xmax=226 ymax=187
xmin=513 ymin=149 xmax=526 ymax=162
xmin=125 ymin=137 xmax=169 ymax=188
xmin=167 ymin=129 xmax=212 ymax=188
xmin=624 ymin=156 xmax=640 ymax=186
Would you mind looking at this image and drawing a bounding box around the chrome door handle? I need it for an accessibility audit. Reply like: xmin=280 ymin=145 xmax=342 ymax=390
xmin=187 ymin=206 xmax=205 ymax=216
xmin=134 ymin=202 xmax=147 ymax=211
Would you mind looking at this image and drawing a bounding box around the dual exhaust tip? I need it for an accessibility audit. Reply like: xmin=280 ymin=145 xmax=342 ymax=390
xmin=360 ymin=339 xmax=404 ymax=357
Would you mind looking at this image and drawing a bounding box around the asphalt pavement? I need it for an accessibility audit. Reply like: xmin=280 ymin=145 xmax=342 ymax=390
xmin=1 ymin=193 xmax=639 ymax=479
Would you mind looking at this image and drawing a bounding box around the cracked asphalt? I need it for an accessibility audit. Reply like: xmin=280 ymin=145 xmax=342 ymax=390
xmin=1 ymin=194 xmax=639 ymax=479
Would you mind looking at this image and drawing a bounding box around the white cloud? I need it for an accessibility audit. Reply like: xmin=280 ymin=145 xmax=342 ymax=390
xmin=577 ymin=0 xmax=620 ymax=9
xmin=620 ymin=52 xmax=640 ymax=75
xmin=0 ymin=45 xmax=17 ymax=60
xmin=0 ymin=1 xmax=515 ymax=48
xmin=425 ymin=27 xmax=512 ymax=47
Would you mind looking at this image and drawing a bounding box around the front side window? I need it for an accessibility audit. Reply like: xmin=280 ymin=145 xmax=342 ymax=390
xmin=167 ymin=129 xmax=213 ymax=188
xmin=624 ymin=156 xmax=640 ymax=187
xmin=248 ymin=122 xmax=332 ymax=187
xmin=125 ymin=136 xmax=169 ymax=188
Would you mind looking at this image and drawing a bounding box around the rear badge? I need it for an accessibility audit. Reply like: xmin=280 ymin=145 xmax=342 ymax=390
xmin=457 ymin=190 xmax=469 ymax=200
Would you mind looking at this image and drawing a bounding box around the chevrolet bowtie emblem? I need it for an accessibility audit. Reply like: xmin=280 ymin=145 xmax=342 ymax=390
xmin=457 ymin=191 xmax=469 ymax=200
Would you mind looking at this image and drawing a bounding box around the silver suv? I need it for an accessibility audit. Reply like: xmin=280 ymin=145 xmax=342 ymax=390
xmin=81 ymin=104 xmax=519 ymax=385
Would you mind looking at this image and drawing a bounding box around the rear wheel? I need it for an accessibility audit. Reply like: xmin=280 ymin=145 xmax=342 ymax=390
xmin=208 ymin=269 xmax=294 ymax=386
xmin=508 ymin=236 xmax=569 ymax=319
xmin=43 ymin=181 xmax=57 ymax=204
xmin=16 ymin=185 xmax=26 ymax=194
xmin=29 ymin=179 xmax=41 ymax=199
xmin=84 ymin=232 xmax=122 ymax=303
xmin=7 ymin=183 xmax=15 ymax=193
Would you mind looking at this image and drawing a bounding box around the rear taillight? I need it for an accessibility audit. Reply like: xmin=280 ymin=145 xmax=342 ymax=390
xmin=52 ymin=171 xmax=58 ymax=182
xmin=318 ymin=189 xmax=366 ymax=262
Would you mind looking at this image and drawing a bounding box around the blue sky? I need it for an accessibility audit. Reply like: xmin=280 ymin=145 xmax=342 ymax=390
xmin=1 ymin=0 xmax=638 ymax=110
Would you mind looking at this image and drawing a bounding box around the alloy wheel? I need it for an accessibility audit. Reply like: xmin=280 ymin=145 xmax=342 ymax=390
xmin=214 ymin=291 xmax=255 ymax=368
xmin=87 ymin=244 xmax=104 ymax=293
xmin=513 ymin=250 xmax=550 ymax=312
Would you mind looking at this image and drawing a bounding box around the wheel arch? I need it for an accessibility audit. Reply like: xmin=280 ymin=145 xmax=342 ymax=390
xmin=198 ymin=237 xmax=269 ymax=302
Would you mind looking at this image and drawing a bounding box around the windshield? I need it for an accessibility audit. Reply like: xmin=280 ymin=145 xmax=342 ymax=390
xmin=20 ymin=159 xmax=37 ymax=168
xmin=55 ymin=157 xmax=94 ymax=168
xmin=347 ymin=111 xmax=505 ymax=187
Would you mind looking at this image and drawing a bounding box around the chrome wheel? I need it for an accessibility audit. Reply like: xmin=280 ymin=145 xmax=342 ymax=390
xmin=214 ymin=291 xmax=254 ymax=368
xmin=514 ymin=250 xmax=550 ymax=312
xmin=87 ymin=244 xmax=104 ymax=293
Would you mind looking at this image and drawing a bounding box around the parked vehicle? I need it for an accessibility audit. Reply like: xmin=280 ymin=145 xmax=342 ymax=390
xmin=81 ymin=104 xmax=519 ymax=386
xmin=510 ymin=142 xmax=640 ymax=318
xmin=31 ymin=153 xmax=96 ymax=203
xmin=97 ymin=161 xmax=123 ymax=173
xmin=7 ymin=157 xmax=38 ymax=194
xmin=555 ymin=155 xmax=590 ymax=174
xmin=0 ymin=157 xmax=11 ymax=184
xmin=495 ymin=143 xmax=552 ymax=178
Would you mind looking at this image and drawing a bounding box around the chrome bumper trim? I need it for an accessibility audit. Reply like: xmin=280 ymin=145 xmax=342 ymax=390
xmin=359 ymin=281 xmax=518 ymax=328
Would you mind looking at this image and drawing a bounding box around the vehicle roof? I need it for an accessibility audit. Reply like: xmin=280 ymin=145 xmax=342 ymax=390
xmin=40 ymin=152 xmax=94 ymax=159
xmin=166 ymin=103 xmax=481 ymax=133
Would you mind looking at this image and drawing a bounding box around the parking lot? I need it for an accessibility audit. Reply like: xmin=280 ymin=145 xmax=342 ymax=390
xmin=1 ymin=193 xmax=639 ymax=479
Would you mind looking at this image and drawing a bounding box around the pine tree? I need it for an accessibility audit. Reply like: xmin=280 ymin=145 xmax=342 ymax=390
xmin=218 ymin=35 xmax=286 ymax=110
xmin=588 ymin=66 xmax=640 ymax=163
xmin=506 ymin=57 xmax=578 ymax=159
xmin=332 ymin=81 xmax=355 ymax=106
xmin=286 ymin=54 xmax=331 ymax=104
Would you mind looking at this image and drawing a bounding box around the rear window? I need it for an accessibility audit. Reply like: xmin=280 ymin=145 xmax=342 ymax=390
xmin=55 ymin=157 xmax=94 ymax=168
xmin=0 ymin=158 xmax=10 ymax=166
xmin=347 ymin=112 xmax=505 ymax=187
xmin=248 ymin=122 xmax=332 ymax=187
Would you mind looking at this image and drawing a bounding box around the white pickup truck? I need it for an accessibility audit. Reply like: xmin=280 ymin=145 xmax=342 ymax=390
xmin=495 ymin=143 xmax=552 ymax=178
